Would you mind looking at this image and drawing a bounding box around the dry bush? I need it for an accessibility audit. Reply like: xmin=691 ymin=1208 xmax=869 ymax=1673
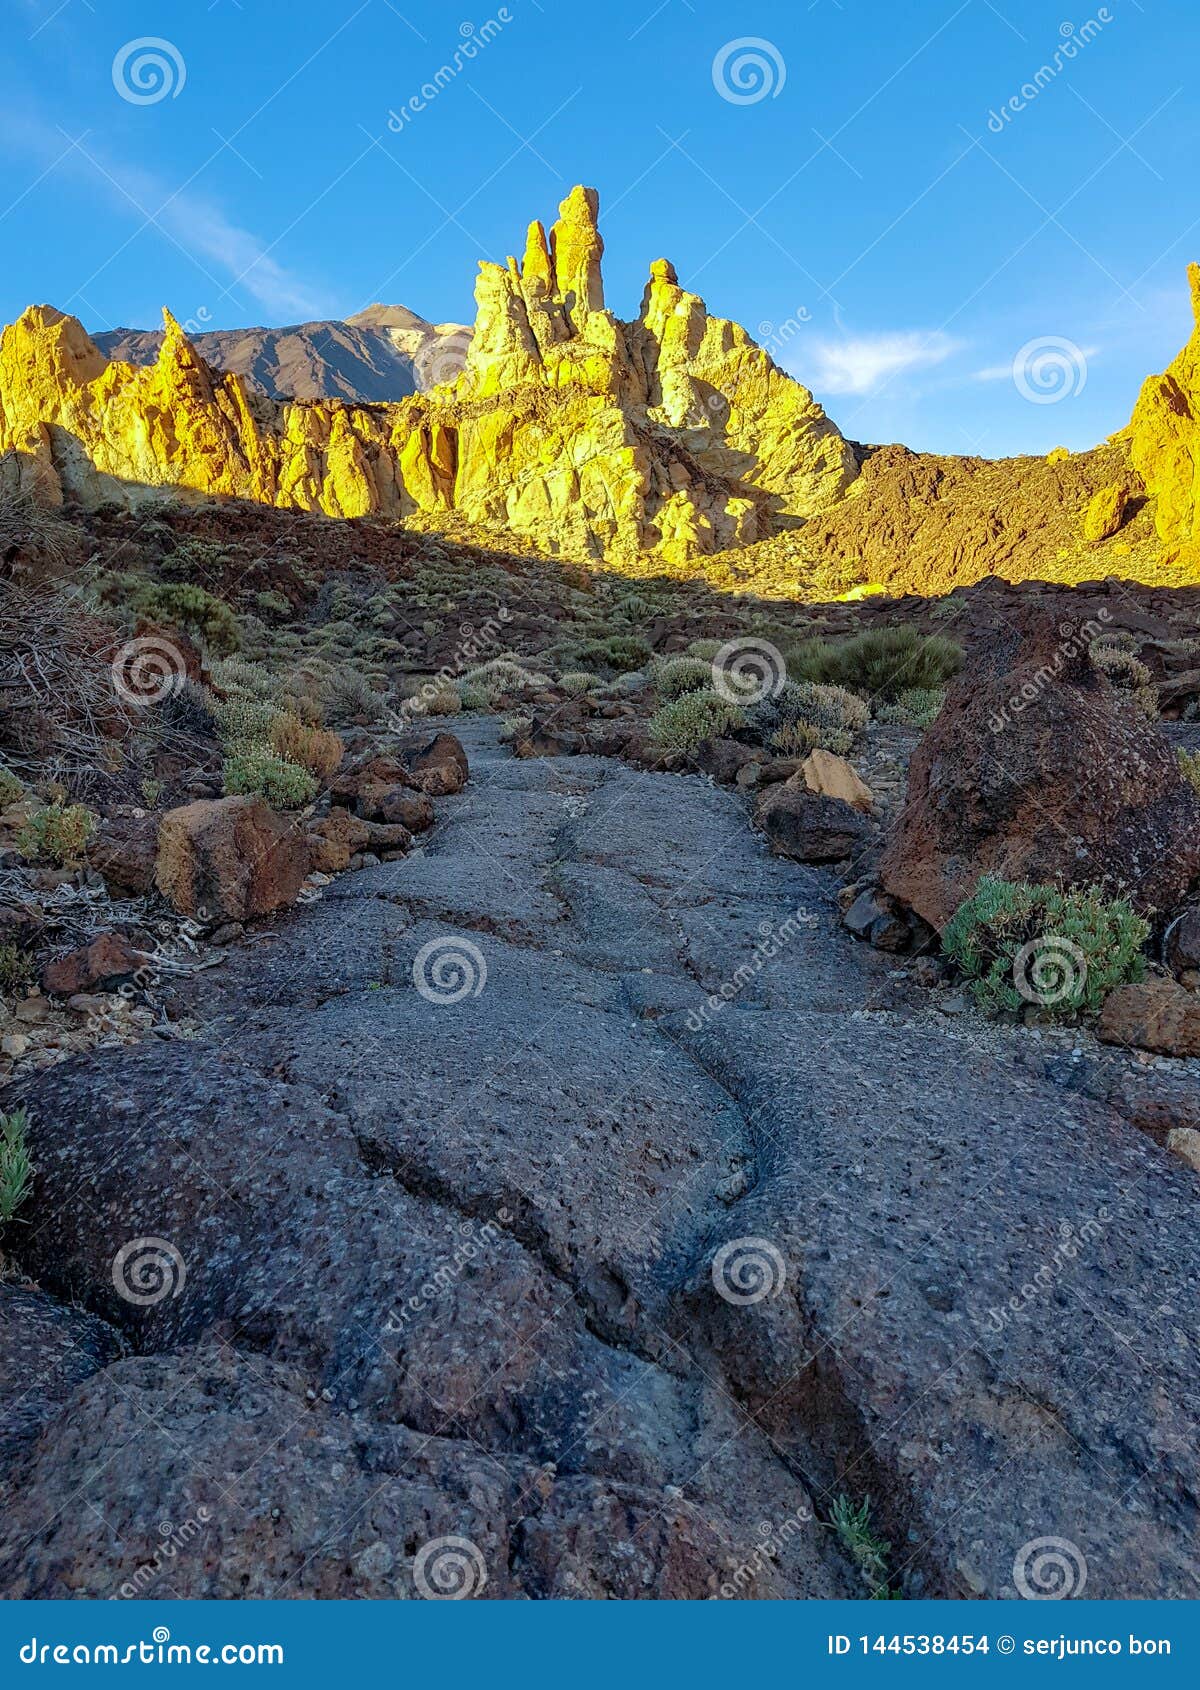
xmin=0 ymin=581 xmax=210 ymax=803
xmin=269 ymin=712 xmax=344 ymax=780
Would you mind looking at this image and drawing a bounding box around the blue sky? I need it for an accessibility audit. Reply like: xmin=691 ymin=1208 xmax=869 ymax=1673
xmin=2 ymin=0 xmax=1198 ymax=455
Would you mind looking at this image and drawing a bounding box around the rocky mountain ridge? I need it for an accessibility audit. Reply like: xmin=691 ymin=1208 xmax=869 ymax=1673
xmin=94 ymin=306 xmax=468 ymax=405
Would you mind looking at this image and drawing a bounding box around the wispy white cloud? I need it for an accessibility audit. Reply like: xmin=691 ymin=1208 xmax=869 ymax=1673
xmin=973 ymin=346 xmax=1100 ymax=383
xmin=0 ymin=108 xmax=331 ymax=323
xmin=807 ymin=331 xmax=964 ymax=396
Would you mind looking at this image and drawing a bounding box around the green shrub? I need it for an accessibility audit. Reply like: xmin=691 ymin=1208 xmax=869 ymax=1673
xmin=0 ymin=943 xmax=35 ymax=997
xmin=1179 ymin=749 xmax=1200 ymax=796
xmin=458 ymin=680 xmax=491 ymax=711
xmin=792 ymin=627 xmax=962 ymax=701
xmin=0 ymin=1107 xmax=33 ymax=1227
xmin=1090 ymin=639 xmax=1158 ymax=718
xmin=322 ymin=666 xmax=387 ymax=723
xmin=747 ymin=680 xmax=869 ymax=753
xmin=685 ymin=637 xmax=724 ymax=662
xmin=0 ymin=767 xmax=23 ymax=809
xmin=223 ymin=745 xmax=317 ymax=809
xmin=874 ymin=687 xmax=946 ymax=729
xmin=572 ymin=634 xmax=652 ymax=673
xmin=131 ymin=582 xmax=241 ymax=655
xmin=254 ymin=590 xmax=292 ymax=620
xmin=650 ymin=655 xmax=713 ymax=700
xmin=213 ymin=691 xmax=278 ymax=746
xmin=17 ymin=803 xmax=95 ymax=865
xmin=942 ymin=876 xmax=1148 ymax=1018
xmin=559 ymin=671 xmax=600 ymax=696
xmin=648 ymin=689 xmax=745 ymax=753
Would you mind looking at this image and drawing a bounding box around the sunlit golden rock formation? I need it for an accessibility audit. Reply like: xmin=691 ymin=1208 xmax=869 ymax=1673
xmin=1129 ymin=261 xmax=1200 ymax=552
xmin=0 ymin=186 xmax=856 ymax=565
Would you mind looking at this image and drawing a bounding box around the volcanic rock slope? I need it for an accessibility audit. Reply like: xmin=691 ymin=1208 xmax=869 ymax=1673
xmin=2 ymin=721 xmax=1197 ymax=1600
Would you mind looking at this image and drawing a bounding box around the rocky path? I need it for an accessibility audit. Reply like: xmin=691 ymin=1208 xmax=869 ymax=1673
xmin=1 ymin=721 xmax=1198 ymax=1600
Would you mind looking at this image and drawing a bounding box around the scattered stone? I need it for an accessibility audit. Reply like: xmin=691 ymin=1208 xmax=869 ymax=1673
xmin=156 ymin=796 xmax=309 ymax=922
xmin=1098 ymin=978 xmax=1200 ymax=1059
xmin=695 ymin=737 xmax=762 ymax=785
xmin=1166 ymin=1128 xmax=1200 ymax=1173
xmin=306 ymin=808 xmax=370 ymax=874
xmin=1 ymin=1033 xmax=29 ymax=1058
xmin=1165 ymin=908 xmax=1200 ymax=976
xmin=801 ymin=749 xmax=873 ymax=812
xmin=910 ymin=955 xmax=946 ymax=988
xmin=756 ymin=785 xmax=872 ymax=864
xmin=208 ymin=923 xmax=244 ymax=947
xmin=402 ymin=732 xmax=469 ymax=795
xmin=87 ymin=813 xmax=160 ymax=896
xmin=1081 ymin=482 xmax=1128 ymax=542
xmin=41 ymin=932 xmax=143 ymax=996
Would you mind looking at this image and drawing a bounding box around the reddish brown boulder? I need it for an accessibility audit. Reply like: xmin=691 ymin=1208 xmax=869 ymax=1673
xmin=755 ymin=784 xmax=872 ymax=863
xmin=156 ymin=797 xmax=309 ymax=922
xmin=329 ymin=755 xmax=419 ymax=809
xmin=42 ymin=931 xmax=143 ymax=996
xmin=305 ymin=808 xmax=370 ymax=874
xmin=1098 ymin=978 xmax=1200 ymax=1059
xmin=879 ymin=612 xmax=1200 ymax=928
xmin=88 ymin=813 xmax=160 ymax=895
xmin=402 ymin=732 xmax=469 ymax=795
xmin=373 ymin=788 xmax=434 ymax=832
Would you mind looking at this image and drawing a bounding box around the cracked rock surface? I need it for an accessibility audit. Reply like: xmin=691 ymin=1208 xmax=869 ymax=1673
xmin=1 ymin=720 xmax=1198 ymax=1599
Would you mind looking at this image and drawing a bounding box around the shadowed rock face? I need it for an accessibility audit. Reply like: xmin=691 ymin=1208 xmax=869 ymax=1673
xmin=2 ymin=720 xmax=1198 ymax=1599
xmin=879 ymin=610 xmax=1200 ymax=928
xmin=0 ymin=187 xmax=855 ymax=566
